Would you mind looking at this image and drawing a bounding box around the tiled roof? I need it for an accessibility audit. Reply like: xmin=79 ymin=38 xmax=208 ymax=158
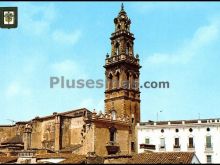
xmin=59 ymin=144 xmax=83 ymax=153
xmin=32 ymin=108 xmax=91 ymax=121
xmin=36 ymin=153 xmax=86 ymax=164
xmin=0 ymin=156 xmax=17 ymax=163
xmin=129 ymin=152 xmax=195 ymax=164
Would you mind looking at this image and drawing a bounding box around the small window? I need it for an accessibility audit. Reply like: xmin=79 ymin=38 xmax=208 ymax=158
xmin=115 ymin=42 xmax=120 ymax=55
xmin=108 ymin=74 xmax=113 ymax=89
xmin=132 ymin=118 xmax=134 ymax=123
xmin=207 ymin=155 xmax=212 ymax=163
xmin=174 ymin=138 xmax=180 ymax=147
xmin=161 ymin=129 xmax=164 ymax=133
xmin=131 ymin=114 xmax=134 ymax=123
xmin=145 ymin=138 xmax=150 ymax=144
xmin=131 ymin=142 xmax=135 ymax=152
xmin=188 ymin=137 xmax=194 ymax=148
xmin=206 ymin=136 xmax=212 ymax=148
xmin=116 ymin=72 xmax=120 ymax=88
xmin=175 ymin=129 xmax=179 ymax=133
xmin=160 ymin=138 xmax=165 ymax=148
xmin=111 ymin=110 xmax=116 ymax=120
xmin=109 ymin=126 xmax=117 ymax=142
xmin=207 ymin=127 xmax=210 ymax=132
xmin=189 ymin=128 xmax=193 ymax=132
xmin=117 ymin=24 xmax=121 ymax=30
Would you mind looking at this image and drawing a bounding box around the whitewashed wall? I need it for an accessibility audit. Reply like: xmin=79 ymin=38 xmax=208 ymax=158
xmin=137 ymin=120 xmax=220 ymax=164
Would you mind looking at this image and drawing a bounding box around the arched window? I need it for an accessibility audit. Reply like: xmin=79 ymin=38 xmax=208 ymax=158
xmin=117 ymin=24 xmax=121 ymax=30
xmin=108 ymin=73 xmax=113 ymax=89
xmin=125 ymin=24 xmax=128 ymax=31
xmin=126 ymin=72 xmax=130 ymax=89
xmin=132 ymin=74 xmax=137 ymax=90
xmin=111 ymin=110 xmax=116 ymax=120
xmin=126 ymin=43 xmax=130 ymax=55
xmin=131 ymin=113 xmax=134 ymax=124
xmin=109 ymin=126 xmax=117 ymax=143
xmin=116 ymin=72 xmax=120 ymax=88
xmin=115 ymin=42 xmax=120 ymax=55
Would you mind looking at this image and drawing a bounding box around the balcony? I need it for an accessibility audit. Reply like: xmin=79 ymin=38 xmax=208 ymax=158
xmin=187 ymin=144 xmax=195 ymax=151
xmin=205 ymin=143 xmax=213 ymax=153
xmin=159 ymin=145 xmax=166 ymax=151
xmin=140 ymin=144 xmax=156 ymax=150
xmin=173 ymin=145 xmax=181 ymax=151
xmin=106 ymin=141 xmax=120 ymax=155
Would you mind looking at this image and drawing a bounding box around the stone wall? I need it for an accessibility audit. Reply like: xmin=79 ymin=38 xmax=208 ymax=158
xmin=0 ymin=126 xmax=15 ymax=144
xmin=94 ymin=121 xmax=131 ymax=156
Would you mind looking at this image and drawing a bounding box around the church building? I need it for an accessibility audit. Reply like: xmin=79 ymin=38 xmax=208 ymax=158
xmin=0 ymin=4 xmax=140 ymax=157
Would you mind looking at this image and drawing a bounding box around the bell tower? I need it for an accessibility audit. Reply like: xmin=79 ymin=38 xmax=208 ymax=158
xmin=104 ymin=4 xmax=141 ymax=125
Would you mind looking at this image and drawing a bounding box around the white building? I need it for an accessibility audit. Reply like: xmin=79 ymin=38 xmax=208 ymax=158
xmin=137 ymin=118 xmax=220 ymax=164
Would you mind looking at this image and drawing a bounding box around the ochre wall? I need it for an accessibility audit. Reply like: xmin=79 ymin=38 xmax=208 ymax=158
xmin=0 ymin=126 xmax=16 ymax=143
xmin=94 ymin=122 xmax=131 ymax=156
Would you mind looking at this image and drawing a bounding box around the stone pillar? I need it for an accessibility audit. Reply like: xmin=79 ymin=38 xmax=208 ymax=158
xmin=23 ymin=124 xmax=32 ymax=151
xmin=54 ymin=115 xmax=61 ymax=151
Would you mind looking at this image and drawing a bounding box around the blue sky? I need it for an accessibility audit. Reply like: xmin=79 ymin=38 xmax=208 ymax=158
xmin=0 ymin=2 xmax=220 ymax=124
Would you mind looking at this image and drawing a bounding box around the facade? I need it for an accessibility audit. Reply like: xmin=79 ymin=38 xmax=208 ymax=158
xmin=137 ymin=119 xmax=220 ymax=163
xmin=0 ymin=108 xmax=132 ymax=157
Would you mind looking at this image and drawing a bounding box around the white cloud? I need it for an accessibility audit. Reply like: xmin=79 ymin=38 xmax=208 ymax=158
xmin=52 ymin=30 xmax=81 ymax=45
xmin=51 ymin=59 xmax=87 ymax=78
xmin=5 ymin=82 xmax=32 ymax=98
xmin=17 ymin=2 xmax=57 ymax=36
xmin=13 ymin=2 xmax=82 ymax=46
xmin=146 ymin=18 xmax=220 ymax=65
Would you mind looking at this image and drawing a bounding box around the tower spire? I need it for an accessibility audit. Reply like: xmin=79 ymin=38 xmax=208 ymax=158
xmin=121 ymin=3 xmax=124 ymax=11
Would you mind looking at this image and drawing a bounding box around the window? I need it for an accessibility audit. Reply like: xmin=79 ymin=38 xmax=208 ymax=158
xmin=207 ymin=155 xmax=212 ymax=163
xmin=117 ymin=24 xmax=121 ymax=30
xmin=111 ymin=111 xmax=116 ymax=120
xmin=145 ymin=138 xmax=150 ymax=144
xmin=115 ymin=42 xmax=120 ymax=55
xmin=160 ymin=138 xmax=165 ymax=148
xmin=131 ymin=114 xmax=135 ymax=124
xmin=108 ymin=74 xmax=113 ymax=89
xmin=206 ymin=136 xmax=212 ymax=148
xmin=161 ymin=129 xmax=164 ymax=133
xmin=131 ymin=142 xmax=135 ymax=152
xmin=109 ymin=126 xmax=117 ymax=143
xmin=188 ymin=137 xmax=194 ymax=148
xmin=174 ymin=138 xmax=180 ymax=148
xmin=175 ymin=129 xmax=179 ymax=133
xmin=116 ymin=72 xmax=120 ymax=88
xmin=126 ymin=43 xmax=130 ymax=55
xmin=189 ymin=128 xmax=193 ymax=132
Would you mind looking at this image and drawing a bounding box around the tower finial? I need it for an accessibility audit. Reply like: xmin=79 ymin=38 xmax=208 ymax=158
xmin=121 ymin=3 xmax=124 ymax=11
